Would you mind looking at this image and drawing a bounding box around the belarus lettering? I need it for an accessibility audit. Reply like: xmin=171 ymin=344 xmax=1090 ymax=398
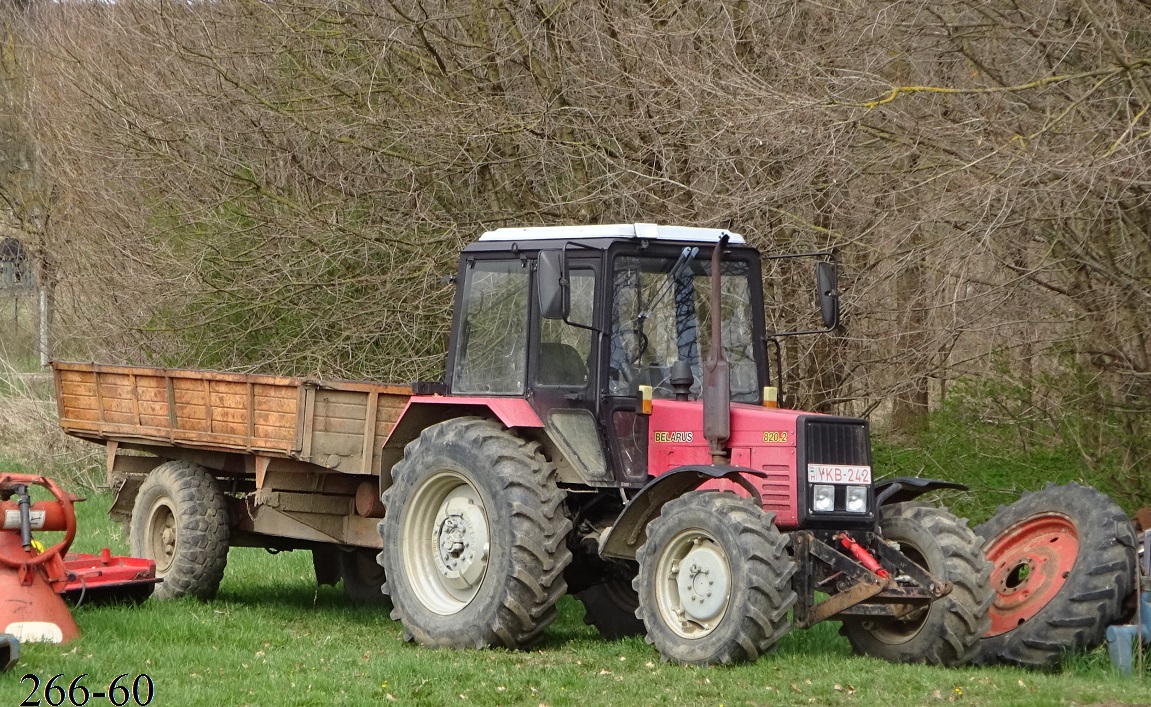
xmin=654 ymin=431 xmax=694 ymax=443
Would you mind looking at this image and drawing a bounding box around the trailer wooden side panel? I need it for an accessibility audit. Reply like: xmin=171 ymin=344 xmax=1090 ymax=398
xmin=53 ymin=362 xmax=412 ymax=475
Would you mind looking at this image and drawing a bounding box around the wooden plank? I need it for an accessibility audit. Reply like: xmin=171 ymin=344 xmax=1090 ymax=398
xmin=165 ymin=375 xmax=177 ymax=433
xmin=137 ymin=401 xmax=174 ymax=417
xmin=58 ymin=381 xmax=98 ymax=397
xmin=57 ymin=369 xmax=96 ymax=383
xmin=300 ymin=387 xmax=315 ymax=460
xmin=312 ymin=400 xmax=369 ymax=421
xmin=252 ymin=427 xmax=295 ymax=443
xmin=311 ymin=431 xmax=363 ymax=457
xmin=314 ymin=416 xmax=369 ymax=436
xmin=92 ymin=397 xmax=136 ymax=414
xmin=94 ymin=370 xmax=107 ymax=435
xmin=61 ymin=408 xmax=100 ymax=422
xmin=246 ymin=382 xmax=256 ymax=444
xmin=252 ymin=411 xmax=296 ymax=429
xmin=134 ymin=386 xmax=169 ymax=402
xmin=61 ymin=394 xmax=98 ymax=411
xmin=52 ymin=361 xmax=301 ymax=388
xmin=207 ymin=392 xmax=250 ymax=410
xmin=361 ymin=391 xmax=378 ymax=478
xmin=254 ymin=396 xmax=298 ymax=414
xmin=129 ymin=374 xmax=141 ymax=427
xmin=202 ymin=378 xmax=214 ymax=434
xmin=254 ymin=384 xmax=298 ymax=399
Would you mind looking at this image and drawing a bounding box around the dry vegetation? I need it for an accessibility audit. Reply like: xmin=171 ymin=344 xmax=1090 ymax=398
xmin=1 ymin=1 xmax=1150 ymax=496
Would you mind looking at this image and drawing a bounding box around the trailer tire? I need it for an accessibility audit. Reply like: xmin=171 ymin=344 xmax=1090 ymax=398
xmin=634 ymin=491 xmax=796 ymax=665
xmin=576 ymin=567 xmax=645 ymax=640
xmin=974 ymin=482 xmax=1136 ymax=670
xmin=129 ymin=460 xmax=229 ymax=601
xmin=840 ymin=502 xmax=992 ymax=666
xmin=339 ymin=548 xmax=390 ymax=605
xmin=378 ymin=417 xmax=572 ymax=649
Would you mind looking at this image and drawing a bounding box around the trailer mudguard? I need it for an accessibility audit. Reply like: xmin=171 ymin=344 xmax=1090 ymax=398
xmin=599 ymin=465 xmax=764 ymax=560
xmin=873 ymin=477 xmax=967 ymax=507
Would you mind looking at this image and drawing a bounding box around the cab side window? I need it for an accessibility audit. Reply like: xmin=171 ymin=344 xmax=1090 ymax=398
xmin=453 ymin=260 xmax=530 ymax=394
xmin=536 ymin=268 xmax=595 ymax=388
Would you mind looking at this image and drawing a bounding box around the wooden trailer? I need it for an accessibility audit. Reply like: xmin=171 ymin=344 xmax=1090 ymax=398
xmin=52 ymin=362 xmax=412 ymax=551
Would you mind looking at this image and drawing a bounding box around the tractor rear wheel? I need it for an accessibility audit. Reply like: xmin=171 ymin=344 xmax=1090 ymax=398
xmin=974 ymin=482 xmax=1136 ymax=669
xmin=634 ymin=491 xmax=796 ymax=665
xmin=840 ymin=502 xmax=992 ymax=666
xmin=129 ymin=460 xmax=229 ymax=600
xmin=576 ymin=566 xmax=645 ymax=640
xmin=378 ymin=417 xmax=572 ymax=649
xmin=339 ymin=548 xmax=390 ymax=605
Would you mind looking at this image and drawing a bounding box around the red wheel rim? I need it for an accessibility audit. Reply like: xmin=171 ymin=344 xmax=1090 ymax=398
xmin=983 ymin=513 xmax=1079 ymax=637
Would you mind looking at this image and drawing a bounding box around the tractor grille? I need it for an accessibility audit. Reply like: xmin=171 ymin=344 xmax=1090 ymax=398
xmin=803 ymin=418 xmax=870 ymax=467
xmin=798 ymin=416 xmax=875 ymax=527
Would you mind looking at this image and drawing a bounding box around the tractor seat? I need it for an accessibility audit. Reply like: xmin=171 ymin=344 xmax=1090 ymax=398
xmin=539 ymin=342 xmax=588 ymax=387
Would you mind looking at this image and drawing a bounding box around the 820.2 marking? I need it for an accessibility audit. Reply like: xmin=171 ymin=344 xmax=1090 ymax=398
xmin=19 ymin=674 xmax=153 ymax=706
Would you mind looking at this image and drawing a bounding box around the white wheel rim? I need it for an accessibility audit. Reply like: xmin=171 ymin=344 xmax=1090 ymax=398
xmin=146 ymin=498 xmax=177 ymax=575
xmin=401 ymin=470 xmax=490 ymax=615
xmin=654 ymin=528 xmax=732 ymax=639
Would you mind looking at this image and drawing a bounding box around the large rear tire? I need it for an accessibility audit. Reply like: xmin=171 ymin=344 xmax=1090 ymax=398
xmin=576 ymin=565 xmax=645 ymax=640
xmin=339 ymin=548 xmax=390 ymax=605
xmin=840 ymin=502 xmax=992 ymax=666
xmin=129 ymin=460 xmax=229 ymax=600
xmin=378 ymin=417 xmax=572 ymax=649
xmin=634 ymin=491 xmax=796 ymax=665
xmin=974 ymin=482 xmax=1136 ymax=669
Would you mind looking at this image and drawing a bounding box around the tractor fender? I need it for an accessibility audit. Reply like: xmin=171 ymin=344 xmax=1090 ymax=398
xmin=874 ymin=477 xmax=967 ymax=508
xmin=380 ymin=397 xmax=543 ymax=485
xmin=599 ymin=465 xmax=764 ymax=560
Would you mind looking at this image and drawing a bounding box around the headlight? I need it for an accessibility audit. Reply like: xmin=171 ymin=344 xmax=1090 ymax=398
xmin=813 ymin=484 xmax=835 ymax=512
xmin=845 ymin=486 xmax=868 ymax=513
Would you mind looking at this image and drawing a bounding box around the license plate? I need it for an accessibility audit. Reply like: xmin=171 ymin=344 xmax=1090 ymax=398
xmin=807 ymin=464 xmax=872 ymax=485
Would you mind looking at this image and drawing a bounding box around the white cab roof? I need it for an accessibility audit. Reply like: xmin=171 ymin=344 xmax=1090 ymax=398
xmin=479 ymin=223 xmax=745 ymax=244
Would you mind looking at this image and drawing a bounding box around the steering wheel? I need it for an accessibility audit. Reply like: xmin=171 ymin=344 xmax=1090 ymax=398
xmin=615 ymin=325 xmax=649 ymax=365
xmin=0 ymin=474 xmax=77 ymax=570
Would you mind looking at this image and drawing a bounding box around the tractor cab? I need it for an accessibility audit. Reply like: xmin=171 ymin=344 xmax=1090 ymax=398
xmin=446 ymin=224 xmax=776 ymax=487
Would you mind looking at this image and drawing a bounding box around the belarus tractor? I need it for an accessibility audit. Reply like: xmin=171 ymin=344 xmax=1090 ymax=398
xmin=55 ymin=223 xmax=993 ymax=666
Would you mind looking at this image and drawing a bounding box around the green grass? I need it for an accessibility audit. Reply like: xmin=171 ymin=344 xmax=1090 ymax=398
xmin=3 ymin=492 xmax=1151 ymax=707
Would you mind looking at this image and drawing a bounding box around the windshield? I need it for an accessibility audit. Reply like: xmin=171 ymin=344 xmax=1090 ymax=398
xmin=609 ymin=253 xmax=761 ymax=402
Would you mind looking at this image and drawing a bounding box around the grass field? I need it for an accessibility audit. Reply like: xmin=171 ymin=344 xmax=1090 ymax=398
xmin=2 ymin=486 xmax=1151 ymax=707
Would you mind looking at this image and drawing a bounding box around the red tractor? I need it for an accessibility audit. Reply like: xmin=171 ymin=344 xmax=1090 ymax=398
xmin=57 ymin=224 xmax=993 ymax=666
xmin=378 ymin=224 xmax=992 ymax=665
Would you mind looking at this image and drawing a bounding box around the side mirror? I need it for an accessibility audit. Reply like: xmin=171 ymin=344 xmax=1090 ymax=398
xmin=538 ymin=249 xmax=568 ymax=320
xmin=816 ymin=261 xmax=839 ymax=329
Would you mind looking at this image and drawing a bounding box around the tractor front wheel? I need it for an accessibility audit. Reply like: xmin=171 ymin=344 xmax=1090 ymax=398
xmin=634 ymin=491 xmax=796 ymax=665
xmin=129 ymin=460 xmax=229 ymax=600
xmin=378 ymin=417 xmax=572 ymax=649
xmin=840 ymin=502 xmax=992 ymax=666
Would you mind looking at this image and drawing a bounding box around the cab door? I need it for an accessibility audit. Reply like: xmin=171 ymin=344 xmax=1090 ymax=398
xmin=529 ymin=258 xmax=616 ymax=484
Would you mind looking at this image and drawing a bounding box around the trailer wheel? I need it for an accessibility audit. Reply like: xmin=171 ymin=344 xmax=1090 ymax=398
xmin=840 ymin=502 xmax=992 ymax=666
xmin=576 ymin=568 xmax=645 ymax=640
xmin=129 ymin=460 xmax=229 ymax=600
xmin=974 ymin=482 xmax=1136 ymax=670
xmin=378 ymin=417 xmax=572 ymax=649
xmin=339 ymin=548 xmax=390 ymax=605
xmin=634 ymin=491 xmax=796 ymax=665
